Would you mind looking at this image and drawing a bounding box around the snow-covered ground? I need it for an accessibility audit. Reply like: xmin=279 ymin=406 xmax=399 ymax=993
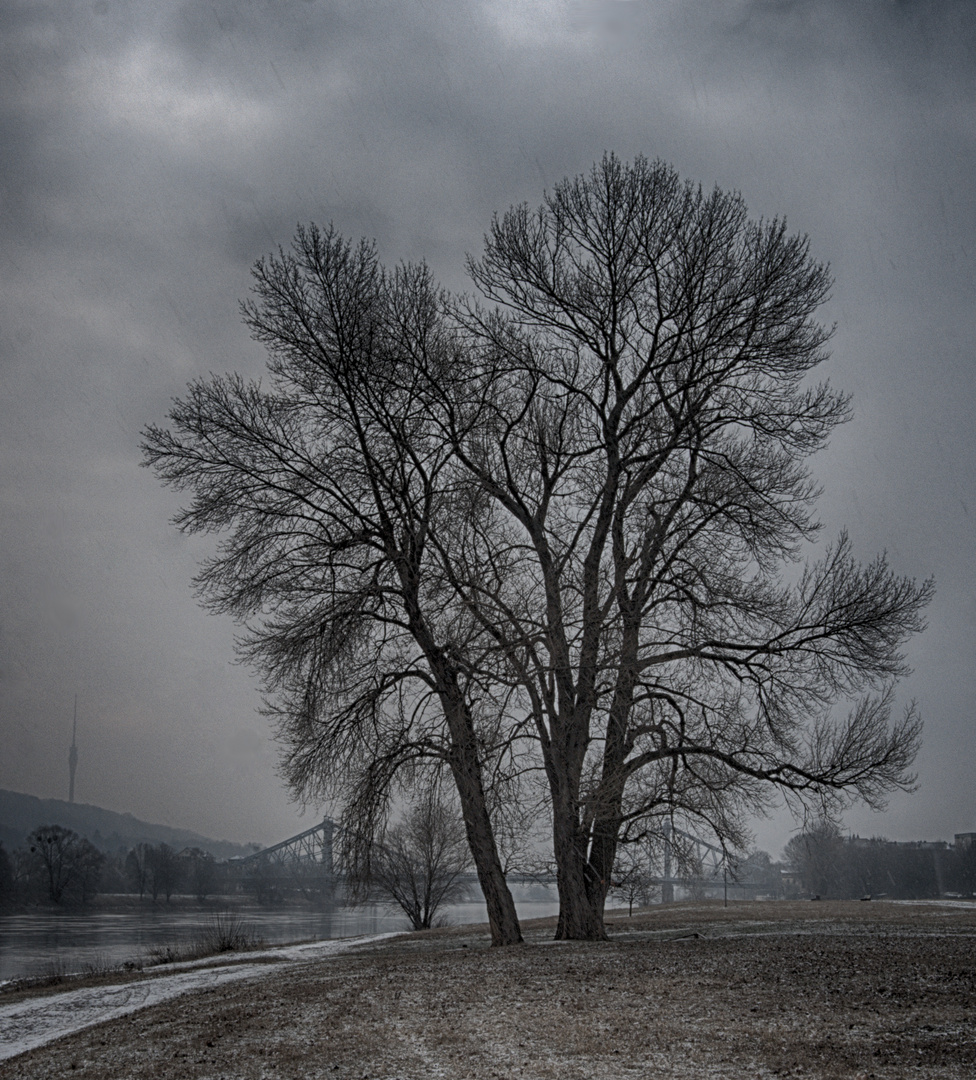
xmin=0 ymin=932 xmax=402 ymax=1062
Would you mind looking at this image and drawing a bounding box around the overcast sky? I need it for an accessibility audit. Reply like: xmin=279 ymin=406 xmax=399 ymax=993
xmin=1 ymin=0 xmax=973 ymax=854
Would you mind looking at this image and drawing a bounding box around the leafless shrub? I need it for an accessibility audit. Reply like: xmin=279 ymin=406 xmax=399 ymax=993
xmin=362 ymin=793 xmax=471 ymax=931
xmin=198 ymin=911 xmax=261 ymax=953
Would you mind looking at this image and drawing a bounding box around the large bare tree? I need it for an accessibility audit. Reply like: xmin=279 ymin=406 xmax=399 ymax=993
xmin=427 ymin=154 xmax=933 ymax=938
xmin=27 ymin=825 xmax=105 ymax=905
xmin=145 ymin=156 xmax=931 ymax=945
xmin=143 ymin=229 xmax=523 ymax=944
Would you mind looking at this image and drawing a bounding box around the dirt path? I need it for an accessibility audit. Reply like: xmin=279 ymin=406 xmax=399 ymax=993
xmin=1 ymin=902 xmax=974 ymax=1079
xmin=0 ymin=934 xmax=402 ymax=1063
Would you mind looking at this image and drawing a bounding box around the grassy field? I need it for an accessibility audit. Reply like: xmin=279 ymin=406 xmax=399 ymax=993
xmin=2 ymin=900 xmax=974 ymax=1079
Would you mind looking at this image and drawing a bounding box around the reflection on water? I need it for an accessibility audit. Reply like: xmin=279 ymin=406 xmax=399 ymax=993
xmin=0 ymin=896 xmax=561 ymax=982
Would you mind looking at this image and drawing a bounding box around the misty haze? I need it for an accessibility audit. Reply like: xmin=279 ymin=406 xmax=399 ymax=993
xmin=2 ymin=2 xmax=975 ymax=1077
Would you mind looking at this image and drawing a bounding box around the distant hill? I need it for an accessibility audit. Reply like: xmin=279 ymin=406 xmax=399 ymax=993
xmin=0 ymin=789 xmax=258 ymax=860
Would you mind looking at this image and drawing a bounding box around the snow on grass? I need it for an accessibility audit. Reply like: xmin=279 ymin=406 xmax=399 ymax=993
xmin=0 ymin=932 xmax=403 ymax=1062
xmin=4 ymin=904 xmax=976 ymax=1077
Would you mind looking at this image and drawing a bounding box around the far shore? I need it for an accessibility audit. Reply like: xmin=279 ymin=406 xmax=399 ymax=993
xmin=1 ymin=892 xmax=328 ymax=915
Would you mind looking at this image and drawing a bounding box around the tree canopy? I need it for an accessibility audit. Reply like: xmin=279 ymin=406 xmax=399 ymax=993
xmin=144 ymin=153 xmax=932 ymax=942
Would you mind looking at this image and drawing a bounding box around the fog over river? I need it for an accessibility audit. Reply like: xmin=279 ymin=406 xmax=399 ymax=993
xmin=0 ymin=898 xmax=563 ymax=983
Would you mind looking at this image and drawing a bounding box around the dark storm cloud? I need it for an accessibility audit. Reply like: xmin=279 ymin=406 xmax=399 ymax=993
xmin=1 ymin=0 xmax=973 ymax=849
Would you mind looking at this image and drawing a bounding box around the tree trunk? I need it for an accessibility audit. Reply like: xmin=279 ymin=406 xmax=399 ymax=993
xmin=576 ymin=624 xmax=639 ymax=933
xmin=403 ymin=584 xmax=523 ymax=946
xmin=447 ymin=726 xmax=523 ymax=946
xmin=548 ymin=732 xmax=627 ymax=939
xmin=583 ymin=729 xmax=630 ymax=931
xmin=584 ymin=815 xmax=619 ymax=927
xmin=551 ymin=775 xmax=607 ymax=940
xmin=442 ymin=693 xmax=523 ymax=946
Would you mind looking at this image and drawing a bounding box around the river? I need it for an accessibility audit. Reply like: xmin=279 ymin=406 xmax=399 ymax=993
xmin=0 ymin=894 xmax=563 ymax=982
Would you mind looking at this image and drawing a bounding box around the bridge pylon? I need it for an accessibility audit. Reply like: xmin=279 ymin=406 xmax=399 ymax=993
xmin=237 ymin=817 xmax=338 ymax=905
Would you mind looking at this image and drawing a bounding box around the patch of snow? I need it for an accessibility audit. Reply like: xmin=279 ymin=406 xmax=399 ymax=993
xmin=0 ymin=932 xmax=403 ymax=1062
xmin=894 ymin=899 xmax=976 ymax=909
xmin=146 ymin=930 xmax=403 ymax=973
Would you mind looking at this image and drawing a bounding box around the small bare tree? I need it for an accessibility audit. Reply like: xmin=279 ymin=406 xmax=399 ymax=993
xmin=182 ymin=847 xmax=218 ymax=901
xmin=27 ymin=826 xmax=104 ymax=905
xmin=125 ymin=842 xmax=152 ymax=899
xmin=74 ymin=839 xmax=105 ymax=905
xmin=609 ymin=845 xmax=658 ymax=915
xmin=147 ymin=843 xmax=182 ymax=903
xmin=783 ymin=820 xmax=845 ymax=898
xmin=366 ymin=795 xmax=471 ymax=930
xmin=0 ymin=843 xmax=13 ymax=908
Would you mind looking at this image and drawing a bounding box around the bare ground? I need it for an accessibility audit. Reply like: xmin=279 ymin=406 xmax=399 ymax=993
xmin=2 ymin=900 xmax=974 ymax=1079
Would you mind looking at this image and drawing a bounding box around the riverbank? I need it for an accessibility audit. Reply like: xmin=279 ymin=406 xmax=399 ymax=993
xmin=0 ymin=900 xmax=409 ymax=983
xmin=2 ymin=900 xmax=974 ymax=1079
xmin=0 ymin=895 xmax=562 ymax=982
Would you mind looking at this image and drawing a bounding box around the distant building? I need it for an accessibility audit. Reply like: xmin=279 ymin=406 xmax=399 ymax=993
xmin=847 ymin=835 xmax=948 ymax=851
xmin=955 ymin=833 xmax=976 ymax=850
xmin=68 ymin=696 xmax=79 ymax=804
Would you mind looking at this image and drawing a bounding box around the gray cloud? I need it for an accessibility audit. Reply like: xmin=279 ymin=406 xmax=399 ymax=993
xmin=1 ymin=0 xmax=973 ymax=851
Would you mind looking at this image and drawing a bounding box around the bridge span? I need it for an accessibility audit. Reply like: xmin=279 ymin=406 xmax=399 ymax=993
xmin=236 ymin=818 xmax=759 ymax=903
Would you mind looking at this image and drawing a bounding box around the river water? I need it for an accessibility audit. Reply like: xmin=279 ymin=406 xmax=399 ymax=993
xmin=0 ymin=895 xmax=562 ymax=982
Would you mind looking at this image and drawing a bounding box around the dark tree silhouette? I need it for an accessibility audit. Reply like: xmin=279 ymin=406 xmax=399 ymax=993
xmin=147 ymin=843 xmax=181 ymax=903
xmin=27 ymin=826 xmax=105 ymax=905
xmin=183 ymin=847 xmax=218 ymax=901
xmin=0 ymin=843 xmax=14 ymax=908
xmin=125 ymin=842 xmax=152 ymax=899
xmin=364 ymin=794 xmax=471 ymax=930
xmin=785 ymin=825 xmax=951 ymax=900
xmin=434 ymin=153 xmax=932 ymax=937
xmin=609 ymin=844 xmax=657 ymax=915
xmin=144 ymin=154 xmax=932 ymax=943
xmin=143 ymin=232 xmax=522 ymax=944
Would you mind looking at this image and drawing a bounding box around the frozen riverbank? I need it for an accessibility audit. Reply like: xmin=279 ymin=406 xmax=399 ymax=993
xmin=2 ymin=902 xmax=975 ymax=1079
xmin=0 ymin=933 xmax=402 ymax=1062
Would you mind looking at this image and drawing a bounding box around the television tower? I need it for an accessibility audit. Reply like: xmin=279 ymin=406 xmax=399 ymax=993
xmin=68 ymin=696 xmax=79 ymax=804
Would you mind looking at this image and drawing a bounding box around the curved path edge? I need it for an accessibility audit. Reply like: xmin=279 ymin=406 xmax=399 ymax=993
xmin=0 ymin=932 xmax=402 ymax=1062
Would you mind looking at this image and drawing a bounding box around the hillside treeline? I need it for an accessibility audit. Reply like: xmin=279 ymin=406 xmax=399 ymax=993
xmin=0 ymin=826 xmax=236 ymax=908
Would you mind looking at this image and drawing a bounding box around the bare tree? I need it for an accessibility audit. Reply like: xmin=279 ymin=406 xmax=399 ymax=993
xmin=74 ymin=839 xmax=105 ymax=905
xmin=731 ymin=849 xmax=783 ymax=899
xmin=609 ymin=844 xmax=657 ymax=916
xmin=429 ymin=153 xmax=932 ymax=938
xmin=144 ymin=155 xmax=931 ymax=944
xmin=182 ymin=847 xmax=218 ymax=901
xmin=0 ymin=843 xmax=14 ymax=909
xmin=146 ymin=843 xmax=182 ymax=904
xmin=29 ymin=826 xmax=77 ymax=904
xmin=143 ymin=230 xmax=523 ymax=944
xmin=27 ymin=826 xmax=105 ymax=905
xmin=244 ymin=858 xmax=281 ymax=906
xmin=784 ymin=826 xmax=947 ymax=900
xmin=365 ymin=794 xmax=471 ymax=930
xmin=947 ymin=841 xmax=976 ymax=898
xmin=125 ymin=842 xmax=152 ymax=899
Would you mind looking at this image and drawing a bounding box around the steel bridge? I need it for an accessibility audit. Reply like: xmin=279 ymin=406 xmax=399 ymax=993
xmin=240 ymin=818 xmax=337 ymax=872
xmin=651 ymin=821 xmax=732 ymax=902
xmin=233 ymin=818 xmax=340 ymax=903
xmin=235 ymin=817 xmax=754 ymax=904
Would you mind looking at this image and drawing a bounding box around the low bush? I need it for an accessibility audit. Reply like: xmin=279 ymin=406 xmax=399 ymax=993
xmin=199 ymin=911 xmax=261 ymax=953
xmin=146 ymin=912 xmax=262 ymax=966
